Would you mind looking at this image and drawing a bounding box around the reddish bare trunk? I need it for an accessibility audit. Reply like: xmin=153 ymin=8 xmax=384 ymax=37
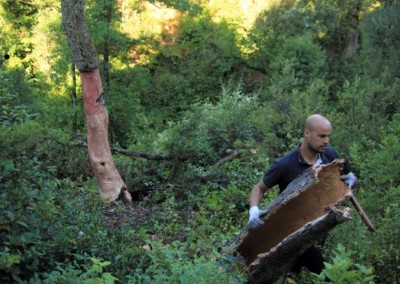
xmin=80 ymin=69 xmax=129 ymax=202
xmin=62 ymin=0 xmax=132 ymax=202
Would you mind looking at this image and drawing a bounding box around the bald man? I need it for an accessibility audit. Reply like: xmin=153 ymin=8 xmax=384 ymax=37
xmin=248 ymin=114 xmax=357 ymax=274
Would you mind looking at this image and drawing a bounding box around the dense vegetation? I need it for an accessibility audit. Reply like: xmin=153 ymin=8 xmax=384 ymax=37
xmin=1 ymin=0 xmax=399 ymax=283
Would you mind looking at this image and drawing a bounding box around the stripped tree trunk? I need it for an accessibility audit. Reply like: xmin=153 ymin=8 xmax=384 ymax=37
xmin=232 ymin=160 xmax=353 ymax=283
xmin=61 ymin=0 xmax=131 ymax=202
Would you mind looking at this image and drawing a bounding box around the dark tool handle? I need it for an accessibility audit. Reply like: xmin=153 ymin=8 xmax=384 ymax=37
xmin=350 ymin=195 xmax=375 ymax=232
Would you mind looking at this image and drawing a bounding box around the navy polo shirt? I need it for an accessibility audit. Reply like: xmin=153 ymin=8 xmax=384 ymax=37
xmin=262 ymin=146 xmax=339 ymax=193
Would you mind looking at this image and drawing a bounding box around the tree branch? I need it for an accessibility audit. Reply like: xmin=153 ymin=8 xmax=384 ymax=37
xmin=110 ymin=145 xmax=171 ymax=161
xmin=212 ymin=149 xmax=241 ymax=168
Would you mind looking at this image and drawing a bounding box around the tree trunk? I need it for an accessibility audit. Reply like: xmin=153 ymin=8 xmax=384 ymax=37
xmin=233 ymin=160 xmax=353 ymax=283
xmin=342 ymin=0 xmax=362 ymax=59
xmin=70 ymin=63 xmax=78 ymax=135
xmin=102 ymin=46 xmax=116 ymax=143
xmin=101 ymin=1 xmax=115 ymax=143
xmin=61 ymin=0 xmax=131 ymax=202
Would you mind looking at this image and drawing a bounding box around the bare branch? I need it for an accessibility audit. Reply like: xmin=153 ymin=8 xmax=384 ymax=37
xmin=110 ymin=145 xmax=171 ymax=161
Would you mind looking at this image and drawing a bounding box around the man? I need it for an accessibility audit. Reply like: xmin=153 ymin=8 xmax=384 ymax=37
xmin=248 ymin=114 xmax=357 ymax=274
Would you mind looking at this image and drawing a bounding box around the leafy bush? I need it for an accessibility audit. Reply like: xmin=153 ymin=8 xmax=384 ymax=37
xmin=0 ymin=69 xmax=39 ymax=130
xmin=130 ymin=240 xmax=245 ymax=283
xmin=327 ymin=114 xmax=400 ymax=284
xmin=156 ymin=87 xmax=264 ymax=179
xmin=311 ymin=244 xmax=375 ymax=284
xmin=0 ymin=93 xmax=38 ymax=129
xmin=327 ymin=77 xmax=400 ymax=153
xmin=361 ymin=0 xmax=400 ymax=78
xmin=0 ymin=171 xmax=101 ymax=281
xmin=42 ymin=257 xmax=118 ymax=284
xmin=0 ymin=121 xmax=126 ymax=282
xmin=269 ymin=33 xmax=327 ymax=91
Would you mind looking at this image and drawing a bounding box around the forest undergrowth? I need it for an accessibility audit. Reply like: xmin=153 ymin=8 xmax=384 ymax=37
xmin=2 ymin=0 xmax=400 ymax=283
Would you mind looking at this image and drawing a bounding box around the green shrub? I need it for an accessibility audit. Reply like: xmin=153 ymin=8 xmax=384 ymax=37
xmin=328 ymin=114 xmax=400 ymax=283
xmin=0 ymin=89 xmax=38 ymax=130
xmin=42 ymin=257 xmax=118 ymax=284
xmin=0 ymin=121 xmax=122 ymax=281
xmin=269 ymin=33 xmax=327 ymax=91
xmin=311 ymin=244 xmax=375 ymax=284
xmin=130 ymin=240 xmax=245 ymax=283
xmin=153 ymin=87 xmax=264 ymax=193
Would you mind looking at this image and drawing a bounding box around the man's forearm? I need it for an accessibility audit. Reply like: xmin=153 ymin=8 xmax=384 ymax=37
xmin=249 ymin=181 xmax=266 ymax=207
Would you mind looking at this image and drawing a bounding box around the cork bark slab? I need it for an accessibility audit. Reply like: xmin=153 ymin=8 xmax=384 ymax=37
xmin=248 ymin=207 xmax=352 ymax=283
xmin=234 ymin=160 xmax=353 ymax=283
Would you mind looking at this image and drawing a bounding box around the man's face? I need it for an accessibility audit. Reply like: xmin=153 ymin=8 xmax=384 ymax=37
xmin=304 ymin=124 xmax=332 ymax=153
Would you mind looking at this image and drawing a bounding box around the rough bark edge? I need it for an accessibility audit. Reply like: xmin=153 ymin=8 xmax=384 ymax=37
xmin=234 ymin=159 xmax=344 ymax=240
xmin=233 ymin=160 xmax=346 ymax=250
xmin=247 ymin=207 xmax=352 ymax=284
xmin=261 ymin=159 xmax=345 ymax=218
xmin=227 ymin=160 xmax=353 ymax=282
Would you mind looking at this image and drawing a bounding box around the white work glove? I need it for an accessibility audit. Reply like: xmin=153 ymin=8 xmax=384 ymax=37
xmin=340 ymin=172 xmax=356 ymax=187
xmin=248 ymin=206 xmax=266 ymax=229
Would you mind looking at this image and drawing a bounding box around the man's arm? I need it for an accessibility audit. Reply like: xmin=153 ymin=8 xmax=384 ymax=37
xmin=248 ymin=181 xmax=268 ymax=229
xmin=250 ymin=180 xmax=268 ymax=207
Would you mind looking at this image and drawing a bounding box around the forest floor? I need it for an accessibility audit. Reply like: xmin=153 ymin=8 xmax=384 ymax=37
xmin=102 ymin=200 xmax=159 ymax=229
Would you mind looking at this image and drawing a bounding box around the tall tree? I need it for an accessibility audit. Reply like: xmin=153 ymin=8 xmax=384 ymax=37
xmin=70 ymin=63 xmax=78 ymax=135
xmin=61 ymin=0 xmax=131 ymax=202
xmin=90 ymin=0 xmax=116 ymax=142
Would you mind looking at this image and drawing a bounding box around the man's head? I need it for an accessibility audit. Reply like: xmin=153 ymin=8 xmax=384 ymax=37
xmin=303 ymin=114 xmax=332 ymax=154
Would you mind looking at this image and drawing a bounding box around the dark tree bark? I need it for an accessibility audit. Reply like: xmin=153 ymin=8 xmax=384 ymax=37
xmin=233 ymin=160 xmax=354 ymax=283
xmin=70 ymin=63 xmax=78 ymax=135
xmin=342 ymin=0 xmax=362 ymax=58
xmin=61 ymin=0 xmax=131 ymax=202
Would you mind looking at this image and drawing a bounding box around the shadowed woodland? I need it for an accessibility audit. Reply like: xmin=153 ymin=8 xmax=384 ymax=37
xmin=1 ymin=0 xmax=400 ymax=282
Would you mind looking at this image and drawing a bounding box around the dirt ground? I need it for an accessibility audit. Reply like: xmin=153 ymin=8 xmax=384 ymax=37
xmin=102 ymin=200 xmax=159 ymax=229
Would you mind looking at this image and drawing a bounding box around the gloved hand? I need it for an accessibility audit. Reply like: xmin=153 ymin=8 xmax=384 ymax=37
xmin=340 ymin=172 xmax=356 ymax=187
xmin=248 ymin=206 xmax=266 ymax=229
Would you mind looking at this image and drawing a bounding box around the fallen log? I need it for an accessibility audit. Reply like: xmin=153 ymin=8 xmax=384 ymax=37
xmin=233 ymin=159 xmax=354 ymax=283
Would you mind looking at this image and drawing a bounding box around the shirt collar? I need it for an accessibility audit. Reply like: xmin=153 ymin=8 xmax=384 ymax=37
xmin=297 ymin=145 xmax=322 ymax=165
